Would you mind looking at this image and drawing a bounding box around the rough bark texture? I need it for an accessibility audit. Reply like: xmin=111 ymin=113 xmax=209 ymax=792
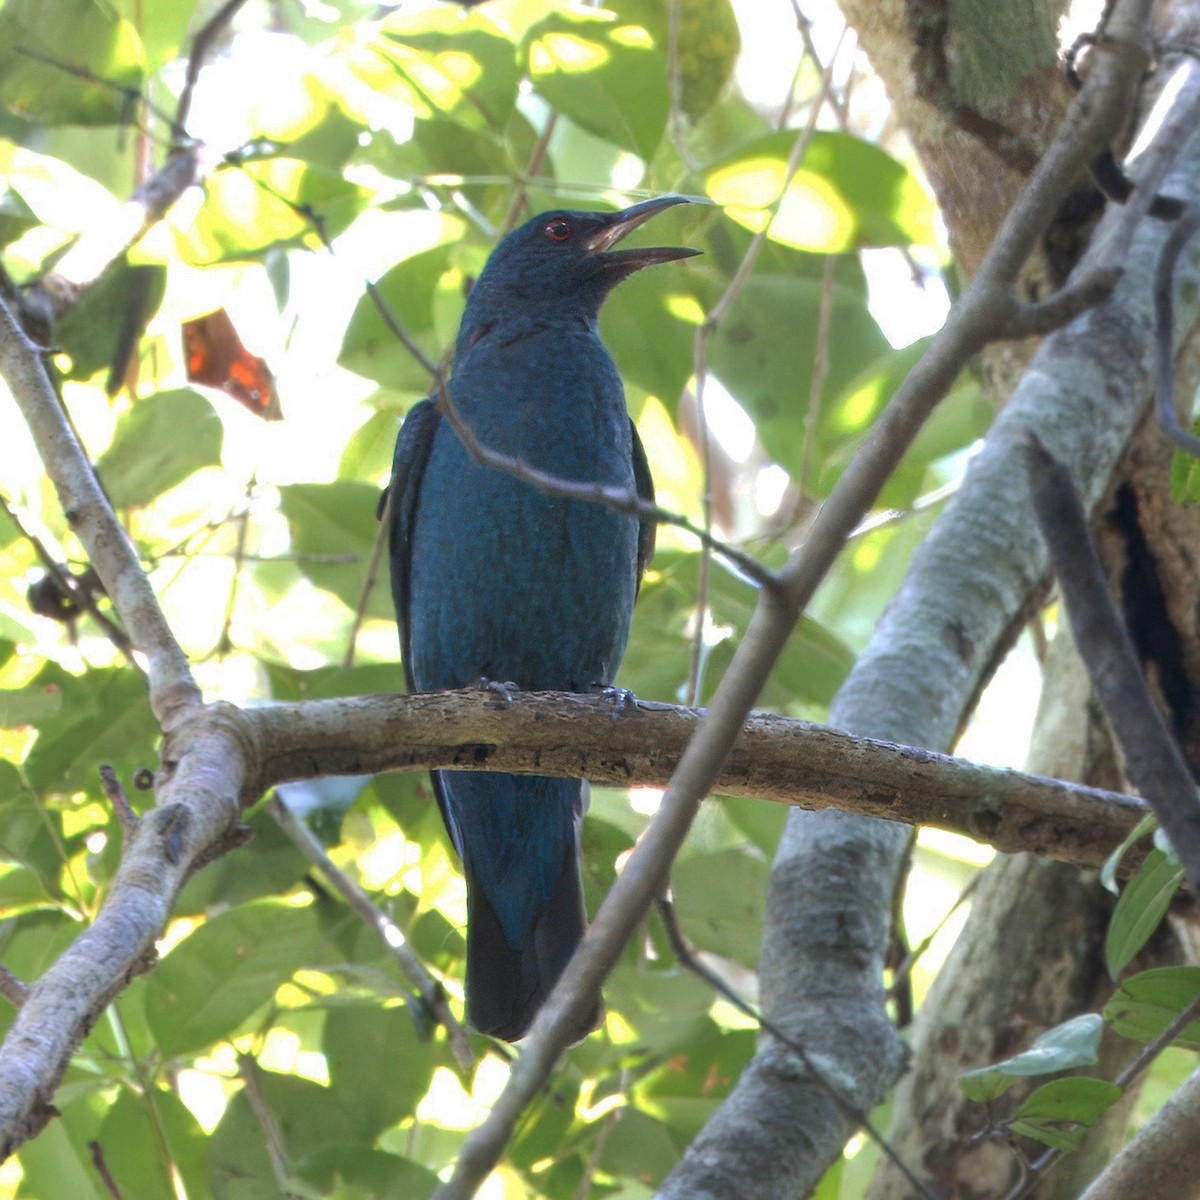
xmin=659 ymin=8 xmax=1200 ymax=1194
xmin=839 ymin=0 xmax=1078 ymax=403
xmin=840 ymin=0 xmax=1072 ymax=277
xmin=865 ymin=630 xmax=1147 ymax=1199
xmin=246 ymin=692 xmax=1148 ymax=868
xmin=1078 ymin=1064 xmax=1200 ymax=1199
xmin=862 ymin=6 xmax=1200 ymax=1196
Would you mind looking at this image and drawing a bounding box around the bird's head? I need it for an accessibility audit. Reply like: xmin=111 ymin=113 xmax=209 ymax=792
xmin=460 ymin=194 xmax=702 ymax=333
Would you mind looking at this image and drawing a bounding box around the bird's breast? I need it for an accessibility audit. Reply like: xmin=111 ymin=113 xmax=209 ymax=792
xmin=406 ymin=329 xmax=641 ymax=693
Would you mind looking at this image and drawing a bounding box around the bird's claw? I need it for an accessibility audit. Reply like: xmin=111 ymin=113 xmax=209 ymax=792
xmin=594 ymin=685 xmax=639 ymax=719
xmin=476 ymin=677 xmax=519 ymax=704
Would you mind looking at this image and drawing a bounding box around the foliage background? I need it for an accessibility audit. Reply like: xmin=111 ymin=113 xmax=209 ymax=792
xmin=0 ymin=0 xmax=1187 ymax=1197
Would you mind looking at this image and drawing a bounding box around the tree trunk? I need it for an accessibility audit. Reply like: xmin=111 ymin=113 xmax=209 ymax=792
xmin=660 ymin=5 xmax=1200 ymax=1193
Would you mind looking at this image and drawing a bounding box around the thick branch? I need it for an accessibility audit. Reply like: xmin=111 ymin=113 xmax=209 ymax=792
xmin=0 ymin=704 xmax=251 ymax=1158
xmin=1026 ymin=435 xmax=1200 ymax=887
xmin=1078 ymin=1064 xmax=1200 ymax=1200
xmin=246 ymin=691 xmax=1147 ymax=872
xmin=662 ymin=4 xmax=1196 ymax=1197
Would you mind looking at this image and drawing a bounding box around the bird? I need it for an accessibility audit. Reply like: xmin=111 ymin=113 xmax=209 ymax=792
xmin=382 ymin=195 xmax=700 ymax=1041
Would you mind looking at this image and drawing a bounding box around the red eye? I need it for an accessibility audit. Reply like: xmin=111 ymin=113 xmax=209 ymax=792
xmin=544 ymin=219 xmax=572 ymax=242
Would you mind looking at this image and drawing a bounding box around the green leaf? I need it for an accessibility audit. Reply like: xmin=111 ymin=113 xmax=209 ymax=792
xmin=0 ymin=179 xmax=36 ymax=248
xmin=622 ymin=549 xmax=853 ymax=708
xmin=1105 ymin=848 xmax=1184 ymax=977
xmin=24 ymin=663 xmax=157 ymax=794
xmin=0 ymin=910 xmax=80 ymax=989
xmin=635 ymin=1022 xmax=755 ymax=1135
xmin=705 ymin=131 xmax=939 ymax=252
xmin=182 ymin=159 xmax=366 ymax=265
xmin=706 ymin=271 xmax=889 ymax=477
xmin=16 ymin=1092 xmax=106 ymax=1200
xmin=960 ymin=1014 xmax=1104 ymax=1103
xmin=175 ymin=808 xmax=309 ymax=916
xmin=0 ymin=0 xmax=145 ymax=125
xmin=671 ymin=850 xmax=768 ymax=966
xmin=209 ymin=1070 xmax=384 ymax=1198
xmin=144 ymin=900 xmax=320 ymax=1056
xmin=524 ymin=10 xmax=669 ymax=160
xmin=719 ymin=793 xmax=787 ymax=856
xmin=299 ymin=1147 xmax=439 ymax=1199
xmin=0 ymin=678 xmax=63 ymax=727
xmin=1009 ymin=1077 xmax=1123 ymax=1151
xmin=263 ymin=660 xmax=401 ymax=702
xmin=613 ymin=0 xmax=740 ymax=119
xmin=1100 ymin=813 xmax=1157 ymax=895
xmin=323 ymin=1003 xmax=440 ymax=1138
xmin=1104 ymin=966 xmax=1200 ymax=1049
xmin=599 ymin=264 xmax=702 ymax=404
xmin=339 ymin=240 xmax=459 ymax=391
xmin=605 ymin=962 xmax=713 ymax=1052
xmin=279 ymin=481 xmax=391 ymax=619
xmin=56 ymin=261 xmax=166 ymax=382
xmin=340 ymin=407 xmax=402 ymax=485
xmin=377 ymin=7 xmax=521 ymax=130
xmin=818 ymin=340 xmax=990 ymax=505
xmin=98 ymin=1087 xmax=214 ymax=1200
xmin=95 ymin=389 xmax=223 ymax=509
xmin=599 ymin=1107 xmax=682 ymax=1183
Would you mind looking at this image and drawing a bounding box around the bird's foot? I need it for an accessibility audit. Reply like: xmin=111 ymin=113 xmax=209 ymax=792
xmin=476 ymin=676 xmax=519 ymax=704
xmin=593 ymin=684 xmax=640 ymax=720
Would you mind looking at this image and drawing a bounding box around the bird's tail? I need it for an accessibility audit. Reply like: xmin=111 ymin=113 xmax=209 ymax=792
xmin=434 ymin=771 xmax=602 ymax=1042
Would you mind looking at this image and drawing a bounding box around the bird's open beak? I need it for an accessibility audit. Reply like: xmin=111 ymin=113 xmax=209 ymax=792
xmin=584 ymin=194 xmax=705 ymax=269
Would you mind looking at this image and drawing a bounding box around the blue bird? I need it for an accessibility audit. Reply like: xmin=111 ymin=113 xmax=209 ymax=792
xmin=383 ymin=196 xmax=699 ymax=1041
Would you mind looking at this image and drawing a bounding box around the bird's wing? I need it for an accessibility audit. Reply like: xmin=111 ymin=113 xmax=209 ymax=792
xmin=630 ymin=417 xmax=656 ymax=592
xmin=379 ymin=397 xmax=442 ymax=691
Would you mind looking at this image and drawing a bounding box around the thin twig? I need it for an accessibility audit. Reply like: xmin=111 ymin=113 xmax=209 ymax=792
xmin=667 ymin=0 xmax=700 ymax=172
xmin=99 ymin=765 xmax=139 ymax=838
xmin=0 ymin=296 xmax=200 ymax=726
xmin=173 ymin=0 xmax=250 ymax=139
xmin=0 ymin=492 xmax=137 ymax=663
xmin=800 ymin=254 xmax=838 ymax=500
xmin=12 ymin=46 xmax=175 ymax=132
xmin=887 ymin=873 xmax=982 ymax=1000
xmin=432 ymin=372 xmax=779 ymax=589
xmin=215 ymin=477 xmax=253 ymax=658
xmin=263 ymin=794 xmax=474 ymax=1069
xmin=685 ymin=29 xmax=846 ymax=700
xmin=1002 ymin=990 xmax=1200 ymax=1200
xmin=1153 ymin=200 xmax=1200 ymax=456
xmin=343 ymin=486 xmax=393 ymax=671
xmin=656 ymin=897 xmax=940 ymax=1200
xmin=499 ymin=112 xmax=559 ymax=237
xmin=250 ymin=175 xmax=776 ymax=590
xmin=237 ymin=1052 xmax=303 ymax=1199
xmin=0 ymin=965 xmax=28 ymax=1011
xmin=570 ymin=1068 xmax=631 ymax=1200
xmin=88 ymin=1139 xmax=125 ymax=1200
xmin=1024 ymin=433 xmax=1200 ymax=893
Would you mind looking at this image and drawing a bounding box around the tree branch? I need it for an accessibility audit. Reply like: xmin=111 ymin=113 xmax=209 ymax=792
xmin=1077 ymin=1063 xmax=1200 ymax=1199
xmin=1025 ymin=434 xmax=1200 ymax=888
xmin=661 ymin=2 xmax=1196 ymax=1196
xmin=263 ymin=794 xmax=474 ymax=1069
xmin=0 ymin=297 xmax=200 ymax=727
xmin=245 ymin=690 xmax=1148 ymax=872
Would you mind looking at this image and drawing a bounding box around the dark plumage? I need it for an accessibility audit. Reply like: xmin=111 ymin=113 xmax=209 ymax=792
xmin=383 ymin=196 xmax=699 ymax=1040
